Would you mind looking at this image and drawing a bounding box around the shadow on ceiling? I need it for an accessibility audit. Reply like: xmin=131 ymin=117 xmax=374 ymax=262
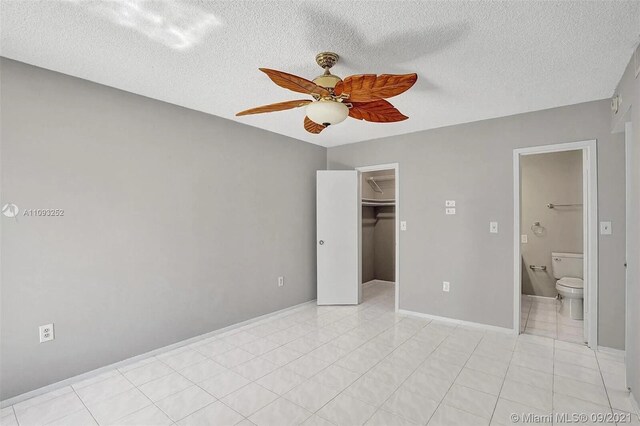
xmin=64 ymin=0 xmax=221 ymax=50
xmin=301 ymin=7 xmax=469 ymax=92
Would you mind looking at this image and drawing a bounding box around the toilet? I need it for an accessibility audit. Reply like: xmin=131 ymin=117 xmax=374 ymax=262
xmin=552 ymin=252 xmax=584 ymax=320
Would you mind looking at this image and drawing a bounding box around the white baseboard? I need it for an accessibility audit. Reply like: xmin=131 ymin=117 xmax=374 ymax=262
xmin=398 ymin=309 xmax=514 ymax=335
xmin=524 ymin=294 xmax=558 ymax=303
xmin=1 ymin=299 xmax=316 ymax=408
xmin=630 ymin=390 xmax=640 ymax=419
xmin=597 ymin=346 xmax=626 ymax=357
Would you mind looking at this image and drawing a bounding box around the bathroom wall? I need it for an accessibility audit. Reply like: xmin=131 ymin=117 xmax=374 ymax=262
xmin=520 ymin=150 xmax=583 ymax=297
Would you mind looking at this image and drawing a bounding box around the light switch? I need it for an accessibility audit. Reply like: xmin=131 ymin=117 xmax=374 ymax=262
xmin=489 ymin=222 xmax=498 ymax=233
xmin=400 ymin=221 xmax=407 ymax=231
xmin=445 ymin=208 xmax=456 ymax=215
xmin=600 ymin=221 xmax=612 ymax=235
xmin=442 ymin=281 xmax=450 ymax=292
xmin=521 ymin=234 xmax=528 ymax=243
xmin=445 ymin=200 xmax=456 ymax=207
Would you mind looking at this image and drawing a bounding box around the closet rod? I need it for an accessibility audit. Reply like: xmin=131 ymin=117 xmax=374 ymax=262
xmin=547 ymin=203 xmax=582 ymax=209
xmin=366 ymin=175 xmax=394 ymax=194
xmin=366 ymin=175 xmax=394 ymax=182
xmin=362 ymin=202 xmax=396 ymax=207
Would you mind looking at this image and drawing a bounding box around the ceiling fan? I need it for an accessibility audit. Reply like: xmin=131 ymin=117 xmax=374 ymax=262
xmin=236 ymin=52 xmax=417 ymax=134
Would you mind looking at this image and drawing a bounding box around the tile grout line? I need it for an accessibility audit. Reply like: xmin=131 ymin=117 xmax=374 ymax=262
xmin=421 ymin=327 xmax=479 ymax=425
xmin=117 ymin=361 xmax=174 ymax=425
xmin=69 ymin=386 xmax=100 ymax=426
xmin=593 ymin=350 xmax=616 ymax=415
xmin=487 ymin=340 xmax=517 ymax=425
xmin=552 ymin=339 xmax=556 ymax=419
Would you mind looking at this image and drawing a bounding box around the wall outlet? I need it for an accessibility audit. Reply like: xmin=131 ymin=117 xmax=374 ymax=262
xmin=521 ymin=234 xmax=528 ymax=244
xmin=400 ymin=221 xmax=407 ymax=231
xmin=445 ymin=208 xmax=456 ymax=215
xmin=278 ymin=276 xmax=284 ymax=287
xmin=600 ymin=221 xmax=612 ymax=235
xmin=489 ymin=222 xmax=498 ymax=233
xmin=39 ymin=324 xmax=54 ymax=343
xmin=445 ymin=200 xmax=456 ymax=207
xmin=442 ymin=281 xmax=450 ymax=292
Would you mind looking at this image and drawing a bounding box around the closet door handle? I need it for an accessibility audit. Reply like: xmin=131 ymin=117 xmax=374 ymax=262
xmin=319 ymin=240 xmax=324 ymax=245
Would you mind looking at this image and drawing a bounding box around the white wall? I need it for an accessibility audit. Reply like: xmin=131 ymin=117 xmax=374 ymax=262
xmin=611 ymin=48 xmax=640 ymax=409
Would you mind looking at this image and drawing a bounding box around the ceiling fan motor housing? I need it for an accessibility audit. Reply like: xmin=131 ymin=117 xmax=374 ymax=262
xmin=313 ymin=72 xmax=342 ymax=89
xmin=313 ymin=52 xmax=342 ymax=89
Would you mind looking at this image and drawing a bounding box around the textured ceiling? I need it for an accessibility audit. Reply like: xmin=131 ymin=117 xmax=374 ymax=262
xmin=1 ymin=1 xmax=639 ymax=147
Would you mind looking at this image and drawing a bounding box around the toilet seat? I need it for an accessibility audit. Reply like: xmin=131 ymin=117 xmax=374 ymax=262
xmin=557 ymin=277 xmax=583 ymax=289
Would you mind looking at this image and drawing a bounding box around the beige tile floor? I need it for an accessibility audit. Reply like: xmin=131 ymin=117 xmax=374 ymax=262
xmin=2 ymin=283 xmax=638 ymax=426
xmin=521 ymin=295 xmax=586 ymax=344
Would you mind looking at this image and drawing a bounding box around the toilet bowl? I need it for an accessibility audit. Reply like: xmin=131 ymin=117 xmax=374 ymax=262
xmin=551 ymin=252 xmax=584 ymax=320
xmin=555 ymin=277 xmax=583 ymax=320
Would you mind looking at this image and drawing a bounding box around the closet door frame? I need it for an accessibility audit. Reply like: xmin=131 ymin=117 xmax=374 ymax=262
xmin=356 ymin=163 xmax=400 ymax=312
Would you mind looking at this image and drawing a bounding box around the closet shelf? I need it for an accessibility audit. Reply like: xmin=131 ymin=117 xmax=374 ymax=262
xmin=362 ymin=197 xmax=395 ymax=207
xmin=363 ymin=198 xmax=394 ymax=203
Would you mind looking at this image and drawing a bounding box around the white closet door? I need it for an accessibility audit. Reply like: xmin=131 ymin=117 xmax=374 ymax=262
xmin=316 ymin=170 xmax=361 ymax=305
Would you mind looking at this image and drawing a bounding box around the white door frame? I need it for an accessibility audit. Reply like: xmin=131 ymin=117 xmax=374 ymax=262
xmin=356 ymin=163 xmax=400 ymax=312
xmin=513 ymin=140 xmax=598 ymax=347
xmin=624 ymin=122 xmax=632 ymax=364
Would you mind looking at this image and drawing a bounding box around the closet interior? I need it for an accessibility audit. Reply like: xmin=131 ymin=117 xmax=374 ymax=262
xmin=361 ymin=170 xmax=396 ymax=286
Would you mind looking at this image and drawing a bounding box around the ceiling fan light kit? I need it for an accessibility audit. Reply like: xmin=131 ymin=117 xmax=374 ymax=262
xmin=236 ymin=52 xmax=417 ymax=134
xmin=306 ymin=99 xmax=349 ymax=126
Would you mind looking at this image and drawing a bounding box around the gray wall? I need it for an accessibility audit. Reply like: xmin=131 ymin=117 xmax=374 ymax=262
xmin=612 ymin=51 xmax=640 ymax=409
xmin=328 ymin=99 xmax=626 ymax=350
xmin=520 ymin=151 xmax=583 ymax=297
xmin=0 ymin=59 xmax=326 ymax=400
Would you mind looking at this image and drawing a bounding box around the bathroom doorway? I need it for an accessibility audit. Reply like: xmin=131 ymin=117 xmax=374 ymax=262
xmin=513 ymin=141 xmax=598 ymax=348
xmin=356 ymin=163 xmax=399 ymax=312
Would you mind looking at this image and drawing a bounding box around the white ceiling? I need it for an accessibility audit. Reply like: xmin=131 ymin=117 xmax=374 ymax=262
xmin=1 ymin=1 xmax=639 ymax=147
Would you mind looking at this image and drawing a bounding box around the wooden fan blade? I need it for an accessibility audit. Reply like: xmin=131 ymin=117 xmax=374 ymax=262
xmin=236 ymin=99 xmax=311 ymax=116
xmin=304 ymin=116 xmax=326 ymax=134
xmin=335 ymin=73 xmax=417 ymax=102
xmin=259 ymin=68 xmax=330 ymax=97
xmin=348 ymin=99 xmax=408 ymax=123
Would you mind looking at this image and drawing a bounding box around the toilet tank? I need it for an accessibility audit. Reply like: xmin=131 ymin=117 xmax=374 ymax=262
xmin=551 ymin=252 xmax=583 ymax=279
